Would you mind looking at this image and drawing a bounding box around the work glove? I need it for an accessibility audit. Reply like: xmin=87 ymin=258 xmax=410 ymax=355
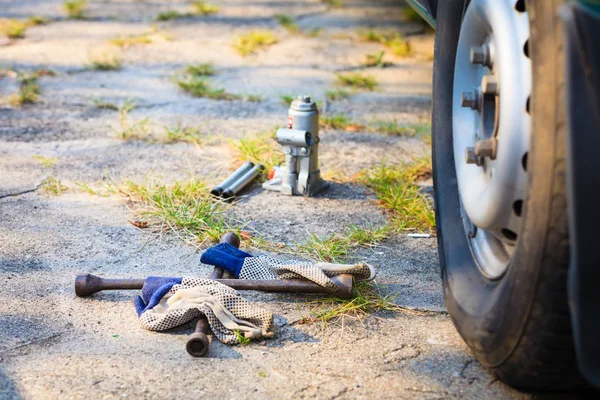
xmin=200 ymin=243 xmax=376 ymax=292
xmin=134 ymin=276 xmax=274 ymax=344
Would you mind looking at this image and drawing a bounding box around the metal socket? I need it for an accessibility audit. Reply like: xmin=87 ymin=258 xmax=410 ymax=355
xmin=222 ymin=164 xmax=265 ymax=199
xmin=210 ymin=162 xmax=254 ymax=197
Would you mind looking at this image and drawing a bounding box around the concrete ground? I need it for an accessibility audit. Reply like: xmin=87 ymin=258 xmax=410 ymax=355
xmin=0 ymin=1 xmax=533 ymax=399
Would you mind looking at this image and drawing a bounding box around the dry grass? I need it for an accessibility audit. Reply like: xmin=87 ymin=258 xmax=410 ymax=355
xmin=0 ymin=19 xmax=28 ymax=39
xmin=361 ymin=157 xmax=435 ymax=232
xmin=320 ymin=0 xmax=344 ymax=8
xmin=63 ymin=0 xmax=88 ymax=19
xmin=232 ymin=30 xmax=279 ymax=57
xmin=336 ymin=72 xmax=378 ymax=91
xmin=27 ymin=16 xmax=50 ymax=26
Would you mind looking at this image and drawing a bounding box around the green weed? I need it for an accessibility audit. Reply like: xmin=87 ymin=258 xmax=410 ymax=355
xmin=243 ymin=94 xmax=263 ymax=102
xmin=75 ymin=181 xmax=98 ymax=195
xmin=27 ymin=16 xmax=50 ymax=26
xmin=8 ymin=74 xmax=40 ymax=106
xmin=92 ymin=98 xmax=119 ymax=110
xmin=275 ymin=14 xmax=299 ymax=34
xmin=175 ymin=75 xmax=238 ymax=100
xmin=87 ymin=51 xmax=122 ymax=71
xmin=162 ymin=123 xmax=204 ymax=144
xmin=370 ymin=121 xmax=430 ymax=137
xmin=156 ymin=10 xmax=189 ymax=21
xmin=192 ymin=1 xmax=220 ymax=15
xmin=232 ymin=30 xmax=279 ymax=57
xmin=185 ymin=63 xmax=215 ymax=77
xmin=234 ymin=330 xmax=251 ymax=345
xmin=110 ymin=33 xmax=153 ymax=48
xmin=280 ymin=94 xmax=295 ymax=105
xmin=295 ymin=224 xmax=388 ymax=263
xmin=336 ymin=72 xmax=377 ymax=91
xmin=63 ymin=0 xmax=88 ymax=19
xmin=41 ymin=176 xmax=68 ymax=196
xmin=230 ymin=131 xmax=283 ymax=173
xmin=116 ymin=99 xmax=152 ymax=140
xmin=320 ymin=113 xmax=362 ymax=131
xmin=320 ymin=0 xmax=344 ymax=8
xmin=357 ymin=29 xmax=413 ymax=58
xmin=307 ymin=28 xmax=322 ymax=37
xmin=364 ymin=51 xmax=386 ymax=68
xmin=361 ymin=158 xmax=435 ymax=232
xmin=325 ymin=88 xmax=350 ymax=101
xmin=298 ymin=281 xmax=407 ymax=328
xmin=0 ymin=19 xmax=27 ymax=39
xmin=33 ymin=155 xmax=58 ymax=168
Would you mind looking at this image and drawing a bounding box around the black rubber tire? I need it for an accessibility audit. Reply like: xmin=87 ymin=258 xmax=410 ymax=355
xmin=431 ymin=0 xmax=582 ymax=390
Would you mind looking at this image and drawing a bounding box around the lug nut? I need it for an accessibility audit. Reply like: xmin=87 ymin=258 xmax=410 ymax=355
xmin=470 ymin=45 xmax=491 ymax=67
xmin=465 ymin=147 xmax=483 ymax=166
xmin=461 ymin=91 xmax=479 ymax=110
xmin=481 ymin=75 xmax=499 ymax=95
xmin=475 ymin=138 xmax=497 ymax=159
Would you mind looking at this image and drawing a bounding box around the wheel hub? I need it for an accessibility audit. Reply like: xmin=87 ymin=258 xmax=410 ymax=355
xmin=452 ymin=0 xmax=531 ymax=279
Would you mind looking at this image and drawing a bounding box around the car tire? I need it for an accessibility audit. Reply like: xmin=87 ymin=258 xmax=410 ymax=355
xmin=431 ymin=0 xmax=583 ymax=390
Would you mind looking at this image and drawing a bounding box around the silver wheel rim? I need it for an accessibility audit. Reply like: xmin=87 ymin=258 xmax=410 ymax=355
xmin=452 ymin=0 xmax=531 ymax=279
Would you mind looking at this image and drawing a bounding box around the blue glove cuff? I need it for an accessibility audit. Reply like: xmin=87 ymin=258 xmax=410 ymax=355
xmin=200 ymin=242 xmax=252 ymax=278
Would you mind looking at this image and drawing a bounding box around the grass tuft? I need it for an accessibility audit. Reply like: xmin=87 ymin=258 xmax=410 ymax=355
xmin=336 ymin=72 xmax=377 ymax=91
xmin=230 ymin=130 xmax=283 ymax=173
xmin=185 ymin=63 xmax=215 ymax=77
xmin=63 ymin=0 xmax=88 ymax=19
xmin=92 ymin=98 xmax=119 ymax=110
xmin=325 ymin=88 xmax=350 ymax=101
xmin=8 ymin=73 xmax=41 ymax=106
xmin=175 ymin=75 xmax=238 ymax=100
xmin=361 ymin=158 xmax=434 ymax=232
xmin=232 ymin=30 xmax=279 ymax=57
xmin=117 ymin=176 xmax=232 ymax=245
xmin=27 ymin=16 xmax=50 ymax=26
xmin=233 ymin=330 xmax=251 ymax=345
xmin=370 ymin=121 xmax=430 ymax=137
xmin=162 ymin=123 xmax=205 ymax=145
xmin=87 ymin=51 xmax=122 ymax=71
xmin=298 ymin=281 xmax=405 ymax=328
xmin=115 ymin=99 xmax=152 ymax=140
xmin=320 ymin=0 xmax=344 ymax=8
xmin=295 ymin=224 xmax=388 ymax=263
xmin=0 ymin=19 xmax=28 ymax=39
xmin=156 ymin=10 xmax=188 ymax=21
xmin=33 ymin=155 xmax=58 ymax=168
xmin=274 ymin=14 xmax=299 ymax=34
xmin=192 ymin=1 xmax=220 ymax=15
xmin=110 ymin=33 xmax=153 ymax=48
xmin=41 ymin=176 xmax=68 ymax=196
xmin=357 ymin=29 xmax=413 ymax=58
xmin=280 ymin=94 xmax=294 ymax=105
xmin=364 ymin=50 xmax=387 ymax=68
xmin=320 ymin=113 xmax=352 ymax=130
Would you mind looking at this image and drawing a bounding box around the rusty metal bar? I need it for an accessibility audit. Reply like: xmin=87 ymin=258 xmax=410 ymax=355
xmin=186 ymin=315 xmax=210 ymax=357
xmin=74 ymin=273 xmax=353 ymax=299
